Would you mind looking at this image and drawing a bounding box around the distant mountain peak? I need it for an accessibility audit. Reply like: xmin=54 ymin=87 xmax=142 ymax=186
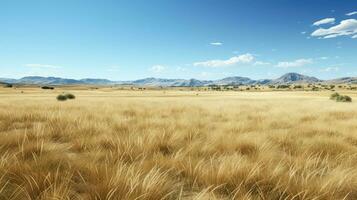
xmin=272 ymin=73 xmax=321 ymax=84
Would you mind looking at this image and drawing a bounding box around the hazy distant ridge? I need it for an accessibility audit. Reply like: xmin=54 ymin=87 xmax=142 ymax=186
xmin=1 ymin=73 xmax=355 ymax=86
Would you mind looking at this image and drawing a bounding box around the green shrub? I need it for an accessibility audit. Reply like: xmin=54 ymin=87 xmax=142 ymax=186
xmin=56 ymin=94 xmax=67 ymax=101
xmin=312 ymin=87 xmax=319 ymax=91
xmin=277 ymin=85 xmax=290 ymax=89
xmin=65 ymin=93 xmax=76 ymax=100
xmin=330 ymin=92 xmax=340 ymax=100
xmin=41 ymin=86 xmax=54 ymax=90
xmin=330 ymin=92 xmax=352 ymax=102
xmin=336 ymin=95 xmax=352 ymax=102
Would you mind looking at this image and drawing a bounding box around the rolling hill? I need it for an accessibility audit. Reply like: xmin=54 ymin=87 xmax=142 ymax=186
xmin=1 ymin=73 xmax=355 ymax=86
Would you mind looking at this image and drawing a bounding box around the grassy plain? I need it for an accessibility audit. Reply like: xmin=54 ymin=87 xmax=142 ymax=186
xmin=0 ymin=87 xmax=357 ymax=199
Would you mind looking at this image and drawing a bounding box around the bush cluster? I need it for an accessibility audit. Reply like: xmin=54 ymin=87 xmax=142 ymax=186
xmin=41 ymin=86 xmax=55 ymax=90
xmin=277 ymin=85 xmax=289 ymax=89
xmin=330 ymin=92 xmax=352 ymax=102
xmin=56 ymin=93 xmax=76 ymax=101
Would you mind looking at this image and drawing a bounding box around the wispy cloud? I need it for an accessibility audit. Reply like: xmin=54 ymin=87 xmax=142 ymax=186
xmin=24 ymin=64 xmax=61 ymax=69
xmin=149 ymin=65 xmax=166 ymax=73
xmin=321 ymin=67 xmax=339 ymax=72
xmin=254 ymin=61 xmax=271 ymax=66
xmin=276 ymin=59 xmax=313 ymax=68
xmin=311 ymin=19 xmax=357 ymax=39
xmin=210 ymin=42 xmax=223 ymax=46
xmin=346 ymin=11 xmax=357 ymax=16
xmin=313 ymin=18 xmax=335 ymax=26
xmin=193 ymin=53 xmax=254 ymax=67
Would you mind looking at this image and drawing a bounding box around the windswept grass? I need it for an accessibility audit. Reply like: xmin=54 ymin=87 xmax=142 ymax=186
xmin=0 ymin=89 xmax=357 ymax=199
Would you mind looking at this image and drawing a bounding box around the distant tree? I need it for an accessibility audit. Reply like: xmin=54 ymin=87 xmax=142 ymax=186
xmin=41 ymin=86 xmax=54 ymax=90
xmin=277 ymin=85 xmax=290 ymax=89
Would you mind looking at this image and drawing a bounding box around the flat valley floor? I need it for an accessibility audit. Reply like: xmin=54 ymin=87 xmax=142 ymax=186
xmin=1 ymin=88 xmax=357 ymax=199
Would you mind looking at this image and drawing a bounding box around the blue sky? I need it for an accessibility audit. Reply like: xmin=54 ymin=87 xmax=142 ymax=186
xmin=0 ymin=0 xmax=356 ymax=80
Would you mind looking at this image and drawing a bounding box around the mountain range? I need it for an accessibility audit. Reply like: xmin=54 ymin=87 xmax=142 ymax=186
xmin=1 ymin=73 xmax=356 ymax=87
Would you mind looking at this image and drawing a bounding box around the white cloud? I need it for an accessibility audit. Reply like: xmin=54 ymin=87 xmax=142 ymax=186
xmin=24 ymin=64 xmax=61 ymax=69
xmin=276 ymin=59 xmax=313 ymax=68
xmin=352 ymin=35 xmax=357 ymax=39
xmin=301 ymin=31 xmax=307 ymax=35
xmin=313 ymin=18 xmax=335 ymax=26
xmin=319 ymin=57 xmax=328 ymax=60
xmin=210 ymin=42 xmax=223 ymax=46
xmin=193 ymin=53 xmax=254 ymax=67
xmin=311 ymin=19 xmax=357 ymax=39
xmin=346 ymin=11 xmax=357 ymax=16
xmin=254 ymin=61 xmax=271 ymax=66
xmin=321 ymin=67 xmax=339 ymax=72
xmin=149 ymin=65 xmax=166 ymax=73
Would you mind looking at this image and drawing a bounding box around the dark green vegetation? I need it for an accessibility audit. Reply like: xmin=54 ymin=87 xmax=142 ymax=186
xmin=330 ymin=92 xmax=352 ymax=102
xmin=57 ymin=93 xmax=76 ymax=101
xmin=41 ymin=86 xmax=55 ymax=90
xmin=56 ymin=94 xmax=68 ymax=101
xmin=65 ymin=93 xmax=76 ymax=99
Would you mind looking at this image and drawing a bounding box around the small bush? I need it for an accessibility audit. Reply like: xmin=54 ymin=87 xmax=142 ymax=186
xmin=41 ymin=86 xmax=54 ymax=90
xmin=65 ymin=93 xmax=76 ymax=100
xmin=330 ymin=92 xmax=340 ymax=100
xmin=336 ymin=95 xmax=352 ymax=102
xmin=330 ymin=92 xmax=352 ymax=102
xmin=56 ymin=94 xmax=68 ymax=101
xmin=277 ymin=85 xmax=290 ymax=89
xmin=312 ymin=87 xmax=319 ymax=91
xmin=4 ymin=84 xmax=13 ymax=88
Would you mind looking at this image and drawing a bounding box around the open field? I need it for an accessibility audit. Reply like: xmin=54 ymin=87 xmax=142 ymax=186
xmin=1 ymin=87 xmax=357 ymax=199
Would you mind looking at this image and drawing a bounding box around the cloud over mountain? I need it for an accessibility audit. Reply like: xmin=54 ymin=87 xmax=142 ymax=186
xmin=193 ymin=54 xmax=254 ymax=67
xmin=277 ymin=59 xmax=313 ymax=68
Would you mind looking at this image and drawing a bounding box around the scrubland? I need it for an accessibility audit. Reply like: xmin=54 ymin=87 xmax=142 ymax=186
xmin=1 ymin=88 xmax=357 ymax=199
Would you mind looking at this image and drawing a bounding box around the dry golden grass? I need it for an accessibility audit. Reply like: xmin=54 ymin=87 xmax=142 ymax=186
xmin=1 ymin=87 xmax=357 ymax=199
